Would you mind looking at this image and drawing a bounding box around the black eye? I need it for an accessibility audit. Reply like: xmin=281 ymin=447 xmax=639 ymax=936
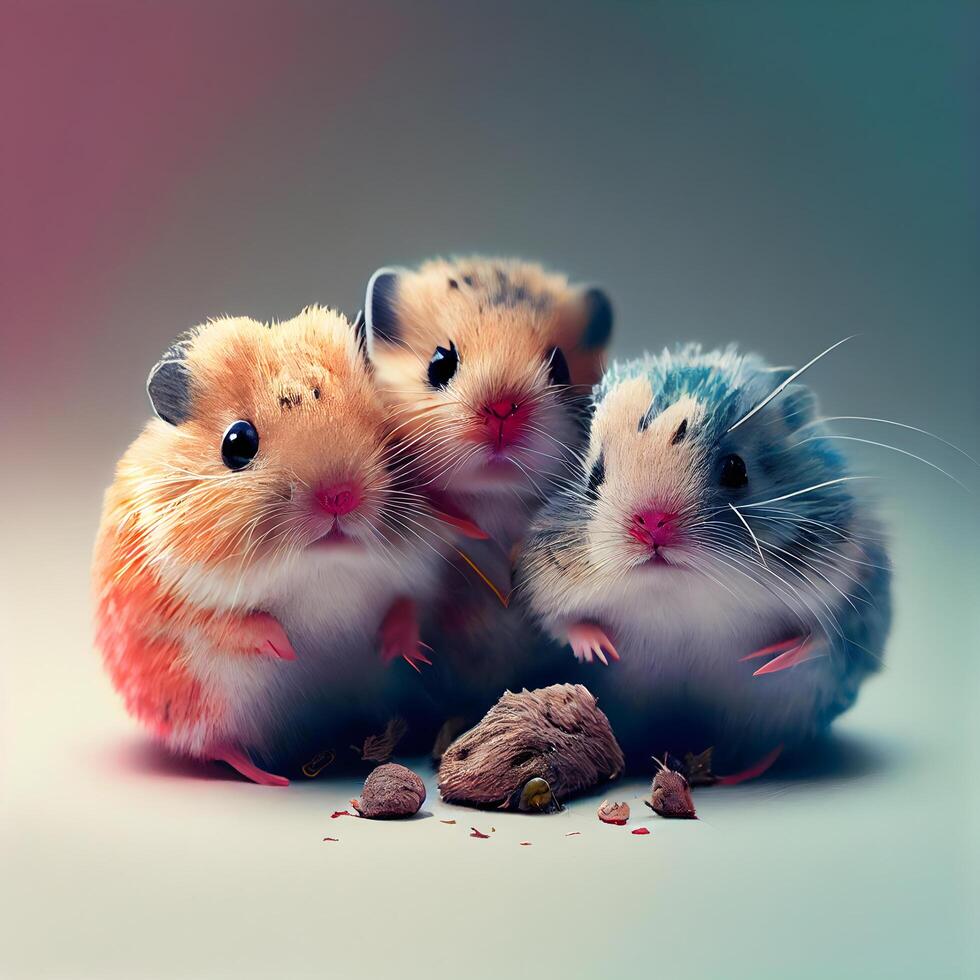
xmin=427 ymin=341 xmax=459 ymax=389
xmin=547 ymin=346 xmax=570 ymax=387
xmin=719 ymin=453 xmax=748 ymax=489
xmin=586 ymin=453 xmax=605 ymax=500
xmin=221 ymin=420 xmax=259 ymax=470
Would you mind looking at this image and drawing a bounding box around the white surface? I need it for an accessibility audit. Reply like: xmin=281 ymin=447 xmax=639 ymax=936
xmin=2 ymin=494 xmax=977 ymax=980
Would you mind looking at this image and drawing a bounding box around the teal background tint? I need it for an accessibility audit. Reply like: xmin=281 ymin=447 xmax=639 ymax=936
xmin=1 ymin=3 xmax=977 ymax=978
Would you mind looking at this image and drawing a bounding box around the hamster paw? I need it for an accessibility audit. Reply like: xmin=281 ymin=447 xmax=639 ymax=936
xmin=716 ymin=745 xmax=784 ymax=785
xmin=205 ymin=612 xmax=297 ymax=661
xmin=567 ymin=623 xmax=620 ymax=666
xmin=740 ymin=635 xmax=822 ymax=676
xmin=379 ymin=597 xmax=432 ymax=672
xmin=210 ymin=745 xmax=289 ymax=786
xmin=244 ymin=612 xmax=297 ymax=661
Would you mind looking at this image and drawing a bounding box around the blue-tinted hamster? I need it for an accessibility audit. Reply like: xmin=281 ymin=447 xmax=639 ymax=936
xmin=516 ymin=343 xmax=891 ymax=771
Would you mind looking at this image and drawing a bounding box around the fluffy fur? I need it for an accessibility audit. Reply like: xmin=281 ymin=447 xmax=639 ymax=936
xmin=93 ymin=307 xmax=447 ymax=782
xmin=364 ymin=257 xmax=614 ymax=723
xmin=517 ymin=345 xmax=892 ymax=765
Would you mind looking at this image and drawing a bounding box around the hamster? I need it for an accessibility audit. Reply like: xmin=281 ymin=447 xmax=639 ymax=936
xmin=362 ymin=256 xmax=613 ymax=719
xmin=364 ymin=256 xmax=613 ymax=544
xmin=93 ymin=307 xmax=447 ymax=785
xmin=516 ymin=344 xmax=892 ymax=769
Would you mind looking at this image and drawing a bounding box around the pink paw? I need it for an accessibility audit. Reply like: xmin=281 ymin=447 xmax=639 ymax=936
xmin=567 ymin=622 xmax=619 ymax=666
xmin=211 ymin=745 xmax=289 ymax=786
xmin=244 ymin=612 xmax=297 ymax=661
xmin=379 ymin=597 xmax=432 ymax=672
xmin=741 ymin=635 xmax=823 ymax=676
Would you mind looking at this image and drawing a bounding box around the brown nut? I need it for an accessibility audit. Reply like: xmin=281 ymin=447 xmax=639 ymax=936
xmin=351 ymin=763 xmax=426 ymax=819
xmin=646 ymin=765 xmax=696 ymax=819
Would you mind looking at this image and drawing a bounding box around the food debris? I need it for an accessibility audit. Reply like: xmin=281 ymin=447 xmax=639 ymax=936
xmin=565 ymin=832 xmax=581 ymax=837
xmin=438 ymin=684 xmax=624 ymax=809
xmin=322 ymin=837 xmax=339 ymax=842
xmin=351 ymin=763 xmax=426 ymax=819
xmin=350 ymin=716 xmax=409 ymax=763
xmin=631 ymin=828 xmax=650 ymax=836
xmin=470 ymin=827 xmax=490 ymax=839
xmin=646 ymin=757 xmax=697 ymax=819
xmin=330 ymin=810 xmax=355 ymax=819
xmin=519 ymin=777 xmax=554 ymax=813
xmin=439 ymin=819 xmax=457 ymax=825
xmin=597 ymin=800 xmax=630 ymax=825
xmin=519 ymin=841 xmax=533 ymax=846
xmin=682 ymin=747 xmax=718 ymax=787
xmin=301 ymin=748 xmax=336 ymax=778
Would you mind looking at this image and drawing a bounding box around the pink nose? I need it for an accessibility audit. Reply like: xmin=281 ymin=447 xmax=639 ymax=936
xmin=630 ymin=509 xmax=681 ymax=549
xmin=315 ymin=482 xmax=360 ymax=516
xmin=481 ymin=396 xmax=526 ymax=448
xmin=483 ymin=398 xmax=520 ymax=420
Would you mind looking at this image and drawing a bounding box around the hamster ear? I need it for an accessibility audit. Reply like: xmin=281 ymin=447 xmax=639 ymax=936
xmin=147 ymin=341 xmax=192 ymax=425
xmin=779 ymin=385 xmax=818 ymax=432
xmin=364 ymin=267 xmax=407 ymax=354
xmin=580 ymin=287 xmax=614 ymax=351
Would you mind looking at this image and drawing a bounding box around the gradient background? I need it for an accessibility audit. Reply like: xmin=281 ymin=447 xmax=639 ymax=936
xmin=1 ymin=2 xmax=977 ymax=978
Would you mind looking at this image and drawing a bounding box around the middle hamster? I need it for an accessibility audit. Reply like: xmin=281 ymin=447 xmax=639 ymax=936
xmin=363 ymin=257 xmax=614 ymax=723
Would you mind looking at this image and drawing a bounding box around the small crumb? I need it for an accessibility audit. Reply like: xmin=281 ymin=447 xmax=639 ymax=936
xmin=322 ymin=837 xmax=339 ymax=842
xmin=470 ymin=827 xmax=490 ymax=839
xmin=519 ymin=841 xmax=533 ymax=846
xmin=631 ymin=827 xmax=650 ymax=835
xmin=565 ymin=832 xmax=581 ymax=837
xmin=439 ymin=819 xmax=457 ymax=825
xmin=648 ymin=763 xmax=697 ymax=819
xmin=331 ymin=810 xmax=355 ymax=819
xmin=491 ymin=827 xmax=496 ymax=833
xmin=597 ymin=800 xmax=631 ymax=825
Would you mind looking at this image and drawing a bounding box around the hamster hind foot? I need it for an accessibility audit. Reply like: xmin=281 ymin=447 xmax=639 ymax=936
xmin=210 ymin=744 xmax=289 ymax=786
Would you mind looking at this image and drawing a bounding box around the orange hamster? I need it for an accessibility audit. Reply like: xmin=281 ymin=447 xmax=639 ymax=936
xmin=364 ymin=256 xmax=613 ymax=546
xmin=93 ymin=307 xmax=447 ymax=785
xmin=363 ymin=257 xmax=613 ymax=722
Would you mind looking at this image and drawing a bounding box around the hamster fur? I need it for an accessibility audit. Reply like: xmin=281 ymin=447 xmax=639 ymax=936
xmin=364 ymin=256 xmax=613 ymax=544
xmin=93 ymin=307 xmax=446 ymax=785
xmin=517 ymin=344 xmax=892 ymax=767
xmin=362 ymin=257 xmax=613 ymax=720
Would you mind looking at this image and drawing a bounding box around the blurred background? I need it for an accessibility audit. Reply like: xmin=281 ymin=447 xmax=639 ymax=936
xmin=1 ymin=2 xmax=977 ymax=978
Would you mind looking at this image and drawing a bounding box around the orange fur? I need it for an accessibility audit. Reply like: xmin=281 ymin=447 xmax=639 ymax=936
xmin=93 ymin=307 xmax=436 ymax=767
xmin=367 ymin=256 xmax=611 ymax=541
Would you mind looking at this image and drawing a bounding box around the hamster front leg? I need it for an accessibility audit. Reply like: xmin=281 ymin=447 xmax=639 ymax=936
xmin=566 ymin=621 xmax=620 ymax=666
xmin=195 ymin=610 xmax=298 ymax=786
xmin=197 ymin=611 xmax=297 ymax=662
xmin=378 ymin=597 xmax=432 ymax=672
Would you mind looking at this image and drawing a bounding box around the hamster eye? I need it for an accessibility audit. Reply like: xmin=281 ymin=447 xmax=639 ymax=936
xmin=586 ymin=453 xmax=605 ymax=500
xmin=427 ymin=341 xmax=459 ymax=389
xmin=547 ymin=346 xmax=571 ymax=387
xmin=719 ymin=453 xmax=748 ymax=489
xmin=221 ymin=420 xmax=259 ymax=470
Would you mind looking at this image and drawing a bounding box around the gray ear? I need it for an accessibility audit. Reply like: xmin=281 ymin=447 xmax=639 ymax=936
xmin=580 ymin=287 xmax=614 ymax=350
xmin=780 ymin=385 xmax=818 ymax=432
xmin=146 ymin=340 xmax=192 ymax=425
xmin=364 ymin=266 xmax=406 ymax=354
